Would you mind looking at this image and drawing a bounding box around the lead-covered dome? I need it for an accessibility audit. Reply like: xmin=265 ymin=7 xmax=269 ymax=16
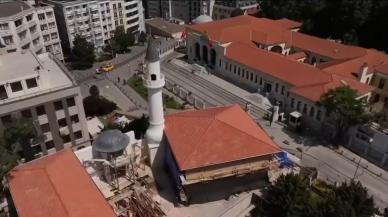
xmin=192 ymin=15 xmax=213 ymax=24
xmin=94 ymin=129 xmax=129 ymax=153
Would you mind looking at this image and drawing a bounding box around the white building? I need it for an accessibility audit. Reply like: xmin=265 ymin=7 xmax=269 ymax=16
xmin=212 ymin=0 xmax=258 ymax=20
xmin=0 ymin=50 xmax=90 ymax=159
xmin=46 ymin=0 xmax=144 ymax=53
xmin=158 ymin=0 xmax=214 ymax=24
xmin=0 ymin=0 xmax=63 ymax=60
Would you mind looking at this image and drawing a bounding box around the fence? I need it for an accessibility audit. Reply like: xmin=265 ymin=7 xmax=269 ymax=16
xmin=165 ymin=80 xmax=207 ymax=109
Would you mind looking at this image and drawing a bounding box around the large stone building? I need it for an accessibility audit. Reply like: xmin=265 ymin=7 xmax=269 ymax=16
xmin=0 ymin=50 xmax=90 ymax=159
xmin=46 ymin=0 xmax=145 ymax=53
xmin=186 ymin=15 xmax=388 ymax=134
xmin=0 ymin=0 xmax=63 ymax=60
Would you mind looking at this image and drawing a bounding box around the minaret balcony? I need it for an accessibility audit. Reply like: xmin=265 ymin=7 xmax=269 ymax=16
xmin=142 ymin=74 xmax=165 ymax=89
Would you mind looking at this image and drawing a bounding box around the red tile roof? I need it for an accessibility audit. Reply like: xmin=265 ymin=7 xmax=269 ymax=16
xmin=164 ymin=105 xmax=281 ymax=171
xmin=273 ymin=18 xmax=302 ymax=29
xmin=188 ymin=15 xmax=388 ymax=102
xmin=8 ymin=149 xmax=116 ymax=217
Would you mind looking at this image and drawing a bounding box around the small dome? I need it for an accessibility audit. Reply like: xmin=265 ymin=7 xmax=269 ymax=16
xmin=193 ymin=15 xmax=213 ymax=24
xmin=94 ymin=129 xmax=129 ymax=153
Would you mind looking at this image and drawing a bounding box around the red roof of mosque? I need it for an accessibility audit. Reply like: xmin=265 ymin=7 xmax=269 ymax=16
xmin=8 ymin=149 xmax=117 ymax=217
xmin=164 ymin=105 xmax=281 ymax=171
xmin=188 ymin=15 xmax=388 ymax=102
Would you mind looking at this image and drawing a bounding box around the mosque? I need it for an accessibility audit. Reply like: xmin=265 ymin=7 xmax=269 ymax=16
xmin=142 ymin=38 xmax=282 ymax=202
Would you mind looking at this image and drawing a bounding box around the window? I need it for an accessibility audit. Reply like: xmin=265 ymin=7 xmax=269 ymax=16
xmin=290 ymin=98 xmax=295 ymax=108
xmin=70 ymin=114 xmax=79 ymax=123
xmin=1 ymin=115 xmax=12 ymax=124
xmin=0 ymin=85 xmax=7 ymax=100
xmin=14 ymin=19 xmax=22 ymax=27
xmin=54 ymin=100 xmax=63 ymax=110
xmin=38 ymin=13 xmax=45 ymax=20
xmin=309 ymin=107 xmax=315 ymax=117
xmin=21 ymin=109 xmax=32 ymax=118
xmin=41 ymin=24 xmax=48 ymax=31
xmin=234 ymin=65 xmax=236 ymax=74
xmin=3 ymin=36 xmax=13 ymax=45
xmin=259 ymin=77 xmax=263 ymax=85
xmin=302 ymin=104 xmax=307 ymax=114
xmin=41 ymin=123 xmax=50 ymax=133
xmin=275 ymin=83 xmax=279 ymax=93
xmin=58 ymin=118 xmax=67 ymax=127
xmin=0 ymin=23 xmax=9 ymax=30
xmin=281 ymin=86 xmax=285 ymax=95
xmin=250 ymin=73 xmax=253 ymax=81
xmin=61 ymin=134 xmax=71 ymax=143
xmin=316 ymin=110 xmax=322 ymax=121
xmin=10 ymin=81 xmax=23 ymax=92
xmin=26 ymin=14 xmax=33 ymax=21
xmin=379 ymin=78 xmax=385 ymax=89
xmin=26 ymin=78 xmax=38 ymax=88
xmin=296 ymin=101 xmax=301 ymax=111
xmin=255 ymin=75 xmax=258 ymax=83
xmin=32 ymin=145 xmax=42 ymax=155
xmin=66 ymin=97 xmax=75 ymax=107
xmin=48 ymin=22 xmax=55 ymax=29
xmin=36 ymin=105 xmax=45 ymax=116
xmin=46 ymin=12 xmax=53 ymax=18
xmin=74 ymin=131 xmax=83 ymax=139
xmin=29 ymin=25 xmax=37 ymax=34
xmin=45 ymin=140 xmax=55 ymax=150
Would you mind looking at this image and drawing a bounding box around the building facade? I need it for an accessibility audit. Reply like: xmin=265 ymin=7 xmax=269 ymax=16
xmin=158 ymin=0 xmax=214 ymax=24
xmin=212 ymin=0 xmax=258 ymax=20
xmin=186 ymin=15 xmax=387 ymax=134
xmin=46 ymin=0 xmax=144 ymax=53
xmin=0 ymin=0 xmax=63 ymax=60
xmin=0 ymin=50 xmax=90 ymax=159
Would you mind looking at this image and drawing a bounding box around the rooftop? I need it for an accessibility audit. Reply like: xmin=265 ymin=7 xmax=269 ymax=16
xmin=0 ymin=51 xmax=74 ymax=103
xmin=7 ymin=149 xmax=117 ymax=217
xmin=145 ymin=18 xmax=185 ymax=34
xmin=164 ymin=105 xmax=281 ymax=171
xmin=0 ymin=1 xmax=31 ymax=18
xmin=188 ymin=15 xmax=388 ymax=101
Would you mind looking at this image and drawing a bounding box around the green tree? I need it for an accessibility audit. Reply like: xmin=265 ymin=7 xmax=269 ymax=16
xmin=89 ymin=85 xmax=100 ymax=98
xmin=3 ymin=117 xmax=40 ymax=162
xmin=319 ymin=86 xmax=370 ymax=142
xmin=263 ymin=174 xmax=316 ymax=217
xmin=138 ymin=31 xmax=147 ymax=46
xmin=111 ymin=26 xmax=135 ymax=53
xmin=71 ymin=35 xmax=95 ymax=69
xmin=0 ymin=142 xmax=18 ymax=190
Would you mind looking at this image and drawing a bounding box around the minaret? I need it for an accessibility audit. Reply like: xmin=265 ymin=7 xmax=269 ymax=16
xmin=143 ymin=38 xmax=165 ymax=165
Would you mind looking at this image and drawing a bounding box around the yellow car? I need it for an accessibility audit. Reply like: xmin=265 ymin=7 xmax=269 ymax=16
xmin=100 ymin=63 xmax=114 ymax=72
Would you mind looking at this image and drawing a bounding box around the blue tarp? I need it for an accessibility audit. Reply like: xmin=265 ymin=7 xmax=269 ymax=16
xmin=275 ymin=151 xmax=293 ymax=168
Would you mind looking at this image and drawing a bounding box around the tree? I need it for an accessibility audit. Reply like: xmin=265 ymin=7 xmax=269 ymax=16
xmin=138 ymin=31 xmax=147 ymax=46
xmin=0 ymin=142 xmax=18 ymax=190
xmin=89 ymin=85 xmax=100 ymax=98
xmin=71 ymin=35 xmax=95 ymax=69
xmin=263 ymin=174 xmax=316 ymax=217
xmin=111 ymin=26 xmax=135 ymax=53
xmin=83 ymin=85 xmax=117 ymax=117
xmin=230 ymin=8 xmax=244 ymax=17
xmin=121 ymin=114 xmax=149 ymax=139
xmin=319 ymin=86 xmax=370 ymax=142
xmin=3 ymin=118 xmax=40 ymax=162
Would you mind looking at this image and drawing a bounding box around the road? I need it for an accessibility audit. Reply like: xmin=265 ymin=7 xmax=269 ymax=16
xmin=160 ymin=54 xmax=388 ymax=209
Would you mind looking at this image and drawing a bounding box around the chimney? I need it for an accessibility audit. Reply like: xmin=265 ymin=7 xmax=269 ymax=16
xmin=358 ymin=62 xmax=369 ymax=84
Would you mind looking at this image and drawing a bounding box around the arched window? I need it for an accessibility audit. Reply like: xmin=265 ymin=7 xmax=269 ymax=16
xmin=270 ymin=45 xmax=283 ymax=53
xmin=195 ymin=43 xmax=200 ymax=60
xmin=202 ymin=45 xmax=208 ymax=64
xmin=210 ymin=48 xmax=216 ymax=66
xmin=311 ymin=57 xmax=317 ymax=65
xmin=151 ymin=74 xmax=157 ymax=81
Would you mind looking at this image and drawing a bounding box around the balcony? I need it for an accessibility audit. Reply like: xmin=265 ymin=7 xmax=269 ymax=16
xmin=0 ymin=30 xmax=12 ymax=37
xmin=30 ymin=31 xmax=40 ymax=39
xmin=94 ymin=28 xmax=102 ymax=34
xmin=89 ymin=5 xmax=98 ymax=11
xmin=19 ymin=37 xmax=30 ymax=46
xmin=92 ymin=13 xmax=99 ymax=19
xmin=34 ymin=43 xmax=44 ymax=52
xmin=81 ymin=8 xmax=87 ymax=13
xmin=16 ymin=24 xmax=28 ymax=33
xmin=28 ymin=20 xmax=37 ymax=28
xmin=78 ymin=25 xmax=88 ymax=31
xmin=65 ymin=10 xmax=73 ymax=16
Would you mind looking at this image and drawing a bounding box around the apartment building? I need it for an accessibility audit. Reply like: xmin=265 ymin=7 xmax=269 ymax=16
xmin=212 ymin=0 xmax=258 ymax=20
xmin=0 ymin=0 xmax=63 ymax=60
xmin=154 ymin=0 xmax=214 ymax=24
xmin=0 ymin=50 xmax=90 ymax=159
xmin=145 ymin=0 xmax=161 ymax=18
xmin=46 ymin=0 xmax=144 ymax=53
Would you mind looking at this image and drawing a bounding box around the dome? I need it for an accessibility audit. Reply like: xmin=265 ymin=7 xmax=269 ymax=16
xmin=94 ymin=129 xmax=129 ymax=153
xmin=192 ymin=15 xmax=213 ymax=24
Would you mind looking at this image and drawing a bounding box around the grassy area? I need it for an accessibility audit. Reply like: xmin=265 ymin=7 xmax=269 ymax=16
xmin=164 ymin=95 xmax=184 ymax=109
xmin=128 ymin=75 xmax=148 ymax=99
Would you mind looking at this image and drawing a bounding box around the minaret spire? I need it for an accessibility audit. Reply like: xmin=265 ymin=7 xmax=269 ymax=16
xmin=143 ymin=37 xmax=165 ymax=165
